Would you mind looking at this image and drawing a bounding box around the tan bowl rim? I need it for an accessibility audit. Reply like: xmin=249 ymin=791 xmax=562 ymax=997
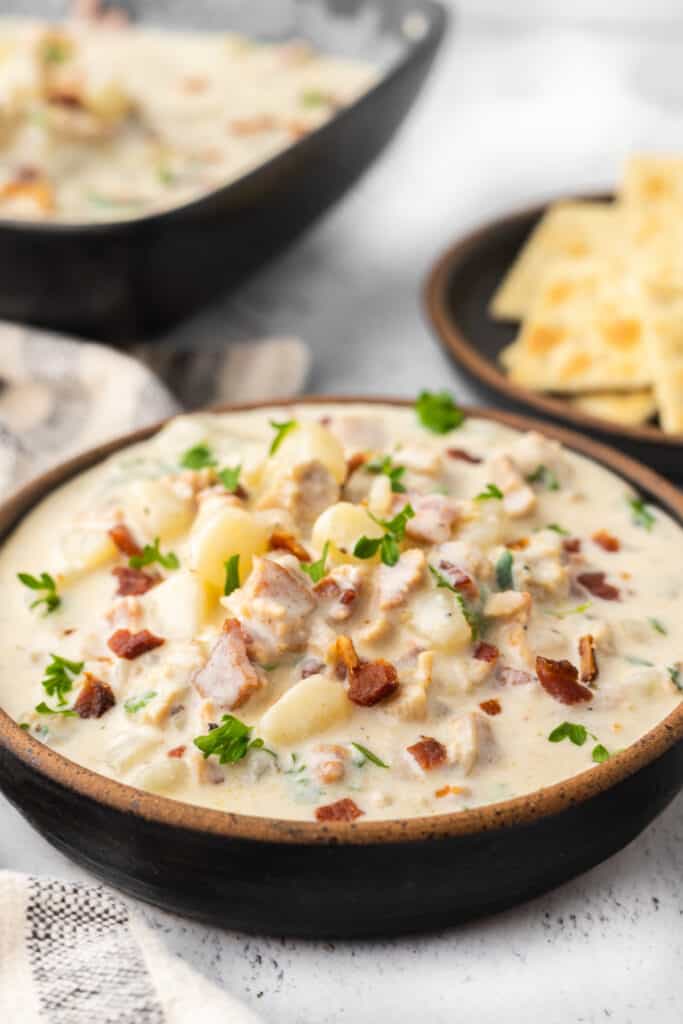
xmin=423 ymin=193 xmax=683 ymax=447
xmin=0 ymin=396 xmax=681 ymax=847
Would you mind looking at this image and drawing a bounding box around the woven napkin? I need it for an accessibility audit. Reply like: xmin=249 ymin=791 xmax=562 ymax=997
xmin=0 ymin=319 xmax=311 ymax=1020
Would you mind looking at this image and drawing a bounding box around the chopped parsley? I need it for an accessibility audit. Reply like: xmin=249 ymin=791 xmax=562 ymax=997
xmin=667 ymin=664 xmax=682 ymax=692
xmin=495 ymin=549 xmax=514 ymax=591
xmin=351 ymin=742 xmax=390 ymax=769
xmin=353 ymin=504 xmax=415 ymax=567
xmin=628 ymin=495 xmax=655 ymax=531
xmin=42 ymin=39 xmax=71 ymax=65
xmin=35 ymin=702 xmax=77 ymax=717
xmin=415 ymin=390 xmax=465 ymax=434
xmin=527 ymin=464 xmax=560 ymax=491
xmin=591 ymin=744 xmax=610 ymax=764
xmin=194 ymin=714 xmax=273 ymax=764
xmin=428 ymin=565 xmax=482 ymax=641
xmin=124 ymin=691 xmax=157 ymax=714
xmin=365 ymin=455 xmax=406 ymax=493
xmin=649 ymin=617 xmax=667 ymax=635
xmin=549 ymin=721 xmax=610 ymax=763
xmin=17 ymin=571 xmax=61 ymax=615
xmin=269 ymin=419 xmax=298 ymax=455
xmin=180 ymin=442 xmax=217 ymax=469
xmin=284 ymin=752 xmax=306 ymax=775
xmin=218 ymin=464 xmax=242 ymax=493
xmin=475 ymin=483 xmax=503 ymax=502
xmin=546 ymin=523 xmax=570 ymax=536
xmin=547 ymin=602 xmax=592 ymax=619
xmin=625 ymin=655 xmax=654 ymax=667
xmin=301 ymin=87 xmax=331 ymax=107
xmin=41 ymin=654 xmax=83 ymax=707
xmin=300 ymin=541 xmax=329 ymax=584
xmin=129 ymin=537 xmax=179 ymax=571
xmin=223 ymin=554 xmax=241 ymax=596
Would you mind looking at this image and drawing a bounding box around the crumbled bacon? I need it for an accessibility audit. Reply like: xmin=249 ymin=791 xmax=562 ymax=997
xmin=345 ymin=452 xmax=368 ymax=478
xmin=497 ymin=666 xmax=533 ymax=686
xmin=348 ymin=660 xmax=399 ymax=707
xmin=563 ymin=538 xmax=581 ymax=554
xmin=73 ymin=673 xmax=115 ymax=719
xmin=314 ymin=566 xmax=362 ymax=622
xmin=230 ymin=115 xmax=278 ymax=135
xmin=315 ymin=797 xmax=364 ymax=822
xmin=578 ymin=634 xmax=598 ymax=684
xmin=446 ymin=447 xmax=482 ymax=464
xmin=536 ymin=656 xmax=593 ymax=704
xmin=268 ymin=529 xmax=310 ymax=562
xmin=592 ymin=530 xmax=620 ymax=552
xmin=506 ymin=537 xmax=529 ymax=551
xmin=168 ymin=745 xmax=186 ymax=759
xmin=407 ymin=736 xmax=447 ymax=771
xmin=112 ymin=566 xmax=160 ymax=596
xmin=473 ymin=642 xmax=499 ymax=664
xmin=435 ymin=784 xmax=470 ymax=798
xmin=577 ymin=572 xmax=620 ymax=601
xmin=108 ymin=523 xmax=142 ymax=557
xmin=108 ymin=628 xmax=165 ymax=660
xmin=436 ymin=560 xmax=478 ymax=599
xmin=479 ymin=698 xmax=502 ymax=716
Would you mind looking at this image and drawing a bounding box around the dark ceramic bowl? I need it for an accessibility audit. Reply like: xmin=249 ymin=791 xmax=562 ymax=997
xmin=0 ymin=398 xmax=681 ymax=938
xmin=0 ymin=0 xmax=447 ymax=340
xmin=424 ymin=195 xmax=683 ymax=481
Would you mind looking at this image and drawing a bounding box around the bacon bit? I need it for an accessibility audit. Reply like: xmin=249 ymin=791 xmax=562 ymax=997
xmin=229 ymin=115 xmax=278 ymax=136
xmin=446 ymin=447 xmax=482 ymax=464
xmin=108 ymin=523 xmax=142 ymax=557
xmin=112 ymin=566 xmax=160 ymax=597
xmin=577 ymin=572 xmax=620 ymax=601
xmin=62 ymin=628 xmax=76 ymax=636
xmin=536 ymin=656 xmax=593 ymax=705
xmin=319 ymin=415 xmax=332 ymax=427
xmin=345 ymin=452 xmax=368 ymax=478
xmin=407 ymin=736 xmax=447 ymax=771
xmin=268 ymin=529 xmax=310 ymax=562
xmin=435 ymin=784 xmax=470 ymax=798
xmin=436 ymin=560 xmax=478 ymax=599
xmin=73 ymin=673 xmax=115 ymax=719
xmin=15 ymin=165 xmax=39 ymax=183
xmin=479 ymin=698 xmax=502 ymax=716
xmin=348 ymin=660 xmax=399 ymax=707
xmin=592 ymin=530 xmax=620 ymax=553
xmin=563 ymin=538 xmax=581 ymax=554
xmin=498 ymin=666 xmax=533 ymax=686
xmin=578 ymin=634 xmax=598 ymax=684
xmin=182 ymin=75 xmax=208 ymax=93
xmin=108 ymin=628 xmax=165 ymax=660
xmin=314 ymin=577 xmax=340 ymax=600
xmin=506 ymin=537 xmax=529 ymax=551
xmin=473 ymin=642 xmax=499 ymax=664
xmin=334 ymin=635 xmax=359 ymax=676
xmin=0 ymin=178 xmax=55 ymax=211
xmin=315 ymin=797 xmax=364 ymax=822
xmin=168 ymin=745 xmax=186 ymax=759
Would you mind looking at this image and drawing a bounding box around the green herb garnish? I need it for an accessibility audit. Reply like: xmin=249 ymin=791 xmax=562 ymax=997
xmin=548 ymin=721 xmax=590 ymax=746
xmin=124 ymin=691 xmax=157 ymax=714
xmin=649 ymin=617 xmax=667 ymax=635
xmin=351 ymin=742 xmax=390 ymax=769
xmin=41 ymin=654 xmax=83 ymax=707
xmin=415 ymin=390 xmax=465 ymax=434
xmin=667 ymin=664 xmax=682 ymax=691
xmin=18 ymin=572 xmax=61 ymax=615
xmin=475 ymin=482 xmax=503 ymax=502
xmin=129 ymin=537 xmax=179 ymax=571
xmin=625 ymin=655 xmax=654 ymax=667
xmin=546 ymin=523 xmax=570 ymax=536
xmin=284 ymin=752 xmax=306 ymax=775
xmin=365 ymin=455 xmax=406 ymax=493
xmin=180 ymin=442 xmax=217 ymax=470
xmin=591 ymin=744 xmax=610 ymax=763
xmin=495 ymin=549 xmax=514 ymax=591
xmin=527 ymin=465 xmax=560 ymax=491
xmin=218 ymin=464 xmax=242 ymax=493
xmin=547 ymin=602 xmax=592 ymax=619
xmin=300 ymin=87 xmax=331 ymax=108
xmin=301 ymin=541 xmax=329 ymax=584
xmin=223 ymin=554 xmax=241 ymax=596
xmin=42 ymin=40 xmax=71 ymax=65
xmin=269 ymin=419 xmax=298 ymax=455
xmin=428 ymin=565 xmax=482 ymax=641
xmin=194 ymin=714 xmax=272 ymax=764
xmin=628 ymin=496 xmax=655 ymax=531
xmin=353 ymin=504 xmax=415 ymax=567
xmin=35 ymin=702 xmax=77 ymax=717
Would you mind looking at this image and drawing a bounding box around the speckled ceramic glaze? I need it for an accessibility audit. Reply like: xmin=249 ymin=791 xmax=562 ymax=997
xmin=0 ymin=399 xmax=681 ymax=938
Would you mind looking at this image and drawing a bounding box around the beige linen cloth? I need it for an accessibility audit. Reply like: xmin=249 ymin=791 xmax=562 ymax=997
xmin=0 ymin=319 xmax=311 ymax=1022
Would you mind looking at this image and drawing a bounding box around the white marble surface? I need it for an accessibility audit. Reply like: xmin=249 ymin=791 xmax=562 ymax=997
xmin=2 ymin=5 xmax=683 ymax=1021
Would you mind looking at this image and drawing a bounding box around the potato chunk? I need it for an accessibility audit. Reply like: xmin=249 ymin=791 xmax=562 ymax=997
xmin=311 ymin=502 xmax=384 ymax=561
xmin=124 ymin=479 xmax=195 ymax=541
xmin=410 ymin=590 xmax=471 ymax=652
xmin=259 ymin=673 xmax=351 ymax=745
xmin=60 ymin=527 xmax=118 ymax=575
xmin=189 ymin=504 xmax=269 ymax=590
xmin=270 ymin=421 xmax=346 ymax=485
xmin=145 ymin=570 xmax=211 ymax=641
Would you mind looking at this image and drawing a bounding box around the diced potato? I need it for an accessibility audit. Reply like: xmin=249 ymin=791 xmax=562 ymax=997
xmin=410 ymin=590 xmax=471 ymax=652
xmin=311 ymin=501 xmax=384 ymax=561
xmin=189 ymin=504 xmax=268 ymax=590
xmin=104 ymin=729 xmax=161 ymax=774
xmin=145 ymin=570 xmax=211 ymax=640
xmin=270 ymin=422 xmax=346 ymax=485
xmin=132 ymin=758 xmax=188 ymax=794
xmin=86 ymin=82 xmax=132 ymax=124
xmin=124 ymin=479 xmax=195 ymax=541
xmin=60 ymin=527 xmax=118 ymax=575
xmin=259 ymin=673 xmax=351 ymax=745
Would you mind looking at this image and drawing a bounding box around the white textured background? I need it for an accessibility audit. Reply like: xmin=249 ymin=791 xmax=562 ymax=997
xmin=2 ymin=3 xmax=683 ymax=1021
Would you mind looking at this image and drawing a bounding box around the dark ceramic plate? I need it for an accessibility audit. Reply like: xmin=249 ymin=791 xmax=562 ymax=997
xmin=0 ymin=0 xmax=447 ymax=339
xmin=0 ymin=398 xmax=681 ymax=938
xmin=424 ymin=196 xmax=683 ymax=481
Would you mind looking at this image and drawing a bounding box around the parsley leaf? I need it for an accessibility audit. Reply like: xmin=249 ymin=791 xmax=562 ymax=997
xmin=549 ymin=722 xmax=589 ymax=746
xmin=366 ymin=455 xmax=406 ymax=493
xmin=218 ymin=464 xmax=242 ymax=493
xmin=180 ymin=442 xmax=217 ymax=470
xmin=223 ymin=554 xmax=241 ymax=596
xmin=527 ymin=465 xmax=560 ymax=491
xmin=667 ymin=664 xmax=682 ymax=692
xmin=269 ymin=419 xmax=298 ymax=455
xmin=591 ymin=744 xmax=610 ymax=763
xmin=428 ymin=565 xmax=482 ymax=641
xmin=475 ymin=483 xmax=503 ymax=502
xmin=41 ymin=654 xmax=83 ymax=707
xmin=17 ymin=571 xmax=61 ymax=615
xmin=649 ymin=617 xmax=667 ymax=635
xmin=354 ymin=504 xmax=415 ymax=567
xmin=351 ymin=742 xmax=390 ymax=769
xmin=129 ymin=537 xmax=179 ymax=571
xmin=415 ymin=390 xmax=465 ymax=434
xmin=628 ymin=495 xmax=655 ymax=531
xmin=35 ymin=701 xmax=77 ymax=717
xmin=301 ymin=541 xmax=329 ymax=584
xmin=194 ymin=714 xmax=272 ymax=765
xmin=546 ymin=602 xmax=592 ymax=619
xmin=495 ymin=549 xmax=514 ymax=591
xmin=546 ymin=523 xmax=570 ymax=536
xmin=301 ymin=87 xmax=330 ymax=108
xmin=124 ymin=691 xmax=157 ymax=714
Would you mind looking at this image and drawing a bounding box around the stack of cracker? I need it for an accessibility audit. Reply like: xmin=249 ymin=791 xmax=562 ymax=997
xmin=490 ymin=155 xmax=683 ymax=435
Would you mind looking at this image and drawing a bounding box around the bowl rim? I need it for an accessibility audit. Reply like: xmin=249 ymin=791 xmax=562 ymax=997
xmin=0 ymin=0 xmax=448 ymax=235
xmin=0 ymin=396 xmax=681 ymax=847
xmin=423 ymin=193 xmax=683 ymax=448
